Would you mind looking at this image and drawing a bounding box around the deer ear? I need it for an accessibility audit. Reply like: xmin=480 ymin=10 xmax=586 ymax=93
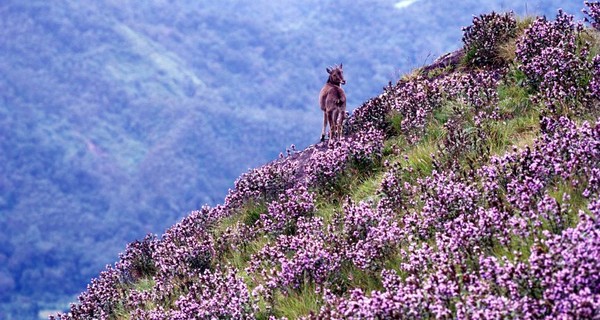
xmin=339 ymin=63 xmax=343 ymax=69
xmin=326 ymin=67 xmax=332 ymax=74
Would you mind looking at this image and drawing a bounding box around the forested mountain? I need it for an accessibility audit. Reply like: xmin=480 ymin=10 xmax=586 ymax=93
xmin=0 ymin=1 xmax=584 ymax=318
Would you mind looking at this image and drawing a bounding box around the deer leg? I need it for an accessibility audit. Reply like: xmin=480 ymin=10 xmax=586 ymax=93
xmin=327 ymin=111 xmax=335 ymax=147
xmin=329 ymin=111 xmax=338 ymax=147
xmin=321 ymin=111 xmax=327 ymax=142
xmin=337 ymin=112 xmax=343 ymax=140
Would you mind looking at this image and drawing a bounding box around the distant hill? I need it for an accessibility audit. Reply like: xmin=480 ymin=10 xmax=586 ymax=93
xmin=0 ymin=0 xmax=585 ymax=318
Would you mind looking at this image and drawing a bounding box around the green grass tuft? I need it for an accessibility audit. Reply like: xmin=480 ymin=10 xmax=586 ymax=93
xmin=242 ymin=200 xmax=267 ymax=226
xmin=271 ymin=285 xmax=323 ymax=319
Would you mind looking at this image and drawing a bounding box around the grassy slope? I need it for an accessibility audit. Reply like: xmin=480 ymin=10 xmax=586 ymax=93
xmin=231 ymin=27 xmax=598 ymax=320
xmin=109 ymin=20 xmax=600 ymax=319
xmin=268 ymin=90 xmax=541 ymax=319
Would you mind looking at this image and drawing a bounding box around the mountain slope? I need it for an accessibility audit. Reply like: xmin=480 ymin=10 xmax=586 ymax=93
xmin=52 ymin=4 xmax=600 ymax=319
xmin=0 ymin=1 xmax=588 ymax=318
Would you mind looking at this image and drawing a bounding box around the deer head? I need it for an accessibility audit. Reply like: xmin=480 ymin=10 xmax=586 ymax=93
xmin=326 ymin=64 xmax=346 ymax=85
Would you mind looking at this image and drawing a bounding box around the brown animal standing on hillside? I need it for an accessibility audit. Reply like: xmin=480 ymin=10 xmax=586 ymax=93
xmin=319 ymin=64 xmax=346 ymax=145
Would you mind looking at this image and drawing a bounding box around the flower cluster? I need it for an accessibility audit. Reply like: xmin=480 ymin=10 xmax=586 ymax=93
xmin=303 ymin=143 xmax=350 ymax=190
xmin=345 ymin=96 xmax=391 ymax=135
xmin=378 ymin=160 xmax=418 ymax=210
xmin=412 ymin=170 xmax=481 ymax=240
xmin=116 ymin=234 xmax=158 ymax=282
xmin=150 ymin=207 xmax=222 ymax=284
xmin=385 ymin=76 xmax=442 ymax=142
xmin=516 ymin=10 xmax=592 ymax=115
xmin=456 ymin=70 xmax=502 ymax=121
xmin=433 ymin=109 xmax=492 ymax=173
xmin=462 ymin=11 xmax=517 ymax=66
xmin=260 ymin=185 xmax=315 ymax=236
xmin=347 ymin=127 xmax=385 ymax=168
xmin=456 ymin=204 xmax=600 ymax=319
xmin=380 ymin=67 xmax=503 ymax=147
xmin=50 ymin=267 xmax=125 ymax=320
xmin=126 ymin=267 xmax=255 ymax=320
xmin=591 ymin=55 xmax=600 ymax=97
xmin=331 ymin=200 xmax=402 ymax=271
xmin=224 ymin=158 xmax=298 ymax=209
xmin=214 ymin=221 xmax=259 ymax=260
xmin=584 ymin=1 xmax=600 ymax=30
xmin=248 ymin=217 xmax=341 ymax=301
xmin=516 ymin=10 xmax=583 ymax=77
xmin=303 ymin=127 xmax=385 ymax=193
xmin=161 ymin=267 xmax=255 ymax=319
xmin=315 ymin=247 xmax=464 ymax=319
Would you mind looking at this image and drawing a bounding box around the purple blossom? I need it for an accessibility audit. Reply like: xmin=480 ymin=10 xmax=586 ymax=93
xmin=225 ymin=157 xmax=299 ymax=209
xmin=584 ymin=1 xmax=600 ymax=30
xmin=515 ymin=10 xmax=593 ymax=115
xmin=590 ymin=55 xmax=600 ymax=97
xmin=260 ymin=186 xmax=316 ymax=236
xmin=462 ymin=11 xmax=517 ymax=66
xmin=330 ymin=200 xmax=402 ymax=271
xmin=247 ymin=217 xmax=341 ymax=302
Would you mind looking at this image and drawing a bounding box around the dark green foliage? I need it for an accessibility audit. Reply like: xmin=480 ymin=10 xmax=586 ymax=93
xmin=242 ymin=201 xmax=267 ymax=227
xmin=386 ymin=111 xmax=404 ymax=137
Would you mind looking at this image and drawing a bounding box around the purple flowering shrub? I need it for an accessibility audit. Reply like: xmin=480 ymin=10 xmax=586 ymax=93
xmin=378 ymin=160 xmax=418 ymax=211
xmin=400 ymin=170 xmax=482 ymax=241
xmin=260 ymin=186 xmax=316 ymax=236
xmin=316 ymin=246 xmax=465 ymax=319
xmin=314 ymin=117 xmax=600 ymax=319
xmin=516 ymin=10 xmax=593 ymax=116
xmin=345 ymin=96 xmax=391 ymax=135
xmin=213 ymin=220 xmax=259 ymax=261
xmin=432 ymin=109 xmax=490 ymax=174
xmin=457 ymin=204 xmax=600 ymax=319
xmin=382 ymin=68 xmax=503 ymax=150
xmin=63 ymin=267 xmax=126 ymax=320
xmin=516 ymin=11 xmax=583 ymax=78
xmin=224 ymin=158 xmax=298 ymax=209
xmin=248 ymin=217 xmax=341 ymax=307
xmin=346 ymin=127 xmax=385 ymax=172
xmin=496 ymin=117 xmax=599 ymax=203
xmin=455 ymin=70 xmax=502 ymax=121
xmin=144 ymin=267 xmax=256 ymax=320
xmin=151 ymin=208 xmax=219 ymax=283
xmin=591 ymin=55 xmax=600 ymax=97
xmin=116 ymin=234 xmax=158 ymax=282
xmin=462 ymin=11 xmax=517 ymax=66
xmin=329 ymin=200 xmax=402 ymax=271
xmin=422 ymin=70 xmax=503 ymax=174
xmin=52 ymin=205 xmax=231 ymax=319
xmin=302 ymin=127 xmax=385 ymax=195
xmin=316 ymin=202 xmax=600 ymax=319
xmin=174 ymin=267 xmax=255 ymax=319
xmin=584 ymin=1 xmax=600 ymax=30
xmin=477 ymin=117 xmax=600 ymax=242
xmin=303 ymin=143 xmax=350 ymax=192
xmin=385 ymin=76 xmax=443 ymax=142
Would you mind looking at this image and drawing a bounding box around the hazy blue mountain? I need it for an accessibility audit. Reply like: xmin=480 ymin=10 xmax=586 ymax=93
xmin=0 ymin=0 xmax=584 ymax=318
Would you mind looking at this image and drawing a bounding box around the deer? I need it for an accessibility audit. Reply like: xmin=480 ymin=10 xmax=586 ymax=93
xmin=319 ymin=64 xmax=346 ymax=146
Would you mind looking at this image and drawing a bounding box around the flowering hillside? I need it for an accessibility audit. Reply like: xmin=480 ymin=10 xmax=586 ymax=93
xmin=53 ymin=3 xmax=600 ymax=319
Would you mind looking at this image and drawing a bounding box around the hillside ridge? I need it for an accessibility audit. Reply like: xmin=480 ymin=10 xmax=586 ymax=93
xmin=53 ymin=4 xmax=600 ymax=319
